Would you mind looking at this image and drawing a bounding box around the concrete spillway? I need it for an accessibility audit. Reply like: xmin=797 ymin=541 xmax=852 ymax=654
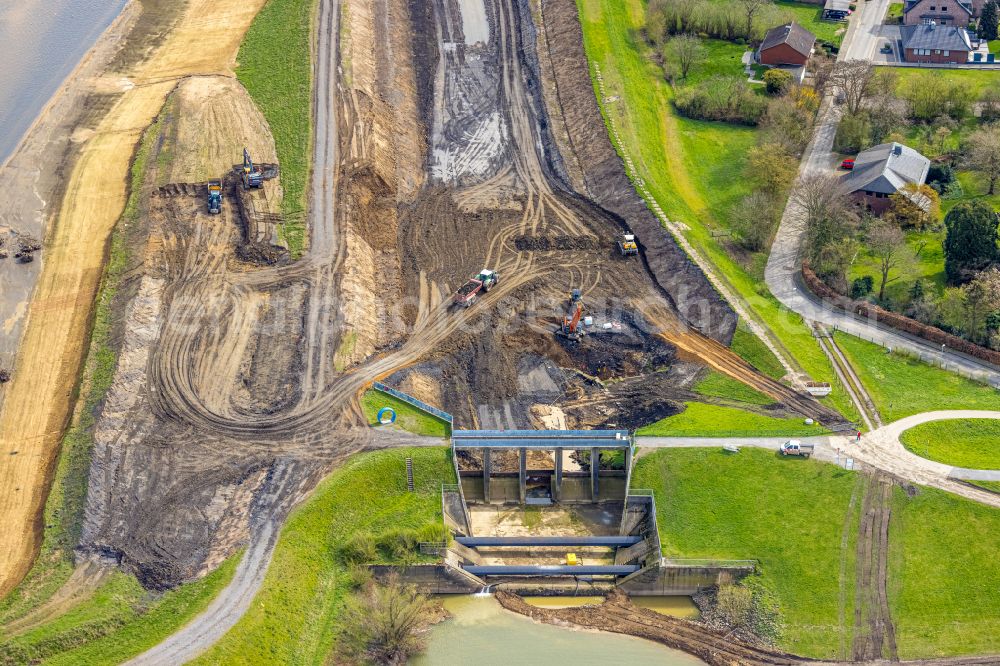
xmin=455 ymin=536 xmax=642 ymax=547
xmin=463 ymin=565 xmax=641 ymax=576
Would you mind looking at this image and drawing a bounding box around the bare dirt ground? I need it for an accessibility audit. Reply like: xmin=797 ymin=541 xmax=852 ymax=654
xmin=852 ymin=473 xmax=899 ymax=662
xmin=0 ymin=0 xmax=271 ymax=597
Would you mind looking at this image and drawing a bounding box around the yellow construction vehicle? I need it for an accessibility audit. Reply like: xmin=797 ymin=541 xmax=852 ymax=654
xmin=618 ymin=232 xmax=638 ymax=257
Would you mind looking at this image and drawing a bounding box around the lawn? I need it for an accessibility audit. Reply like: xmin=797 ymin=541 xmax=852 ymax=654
xmin=732 ymin=326 xmax=787 ymax=380
xmin=685 ymin=39 xmax=756 ymax=85
xmin=695 ymin=371 xmax=777 ymax=405
xmin=636 ymin=402 xmax=829 ymax=437
xmin=894 ymin=68 xmax=1000 ymax=98
xmin=236 ymin=0 xmax=315 ymax=256
xmin=360 ymin=390 xmax=451 ymax=438
xmin=887 ymin=1 xmax=904 ymax=22
xmin=632 ymin=448 xmax=862 ymax=657
xmin=191 ymin=447 xmax=454 ymax=664
xmin=889 ymin=486 xmax=1000 ymax=658
xmin=0 ymin=556 xmax=238 ymax=665
xmin=577 ymin=0 xmax=855 ymax=418
xmin=847 ymin=228 xmax=946 ymax=304
xmin=899 ymin=419 xmax=1000 ymax=469
xmin=940 ymin=171 xmax=1000 ymax=218
xmin=834 ymin=332 xmax=1000 ymax=422
xmin=775 ymin=0 xmax=846 ymax=45
xmin=969 ymin=479 xmax=1000 ymax=493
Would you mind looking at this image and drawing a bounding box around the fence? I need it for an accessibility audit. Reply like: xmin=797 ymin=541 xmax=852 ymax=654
xmin=372 ymin=381 xmax=454 ymax=424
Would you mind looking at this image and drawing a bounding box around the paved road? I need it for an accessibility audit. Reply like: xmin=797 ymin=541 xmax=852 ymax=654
xmin=638 ymin=410 xmax=1000 ymax=503
xmin=764 ymin=0 xmax=1000 ymax=387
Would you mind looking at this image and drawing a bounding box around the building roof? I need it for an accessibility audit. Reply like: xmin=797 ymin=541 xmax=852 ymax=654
xmin=903 ymin=0 xmax=972 ymax=16
xmin=843 ymin=142 xmax=930 ymax=196
xmin=759 ymin=22 xmax=817 ymax=57
xmin=824 ymin=0 xmax=851 ymax=12
xmin=900 ymin=23 xmax=973 ymax=51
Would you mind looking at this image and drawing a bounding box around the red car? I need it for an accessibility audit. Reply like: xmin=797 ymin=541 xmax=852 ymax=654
xmin=840 ymin=158 xmax=855 ymax=170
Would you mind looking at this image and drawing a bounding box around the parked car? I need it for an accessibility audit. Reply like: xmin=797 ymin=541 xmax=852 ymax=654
xmin=840 ymin=158 xmax=855 ymax=170
xmin=880 ymin=42 xmax=892 ymax=54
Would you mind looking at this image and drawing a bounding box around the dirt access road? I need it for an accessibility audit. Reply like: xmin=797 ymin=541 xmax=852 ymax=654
xmin=0 ymin=0 xmax=272 ymax=597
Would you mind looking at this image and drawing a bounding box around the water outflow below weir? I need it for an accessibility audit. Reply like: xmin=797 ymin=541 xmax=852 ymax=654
xmin=0 ymin=0 xmax=126 ymax=164
xmin=413 ymin=596 xmax=706 ymax=665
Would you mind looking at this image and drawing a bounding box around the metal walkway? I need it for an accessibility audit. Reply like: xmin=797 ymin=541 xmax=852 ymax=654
xmin=463 ymin=565 xmax=640 ymax=576
xmin=455 ymin=536 xmax=642 ymax=547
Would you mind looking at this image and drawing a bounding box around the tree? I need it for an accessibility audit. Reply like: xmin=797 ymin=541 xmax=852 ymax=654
xmin=746 ymin=143 xmax=798 ymax=195
xmin=664 ymin=34 xmax=707 ymax=79
xmin=830 ymin=60 xmax=876 ymax=115
xmin=981 ymin=85 xmax=1000 ymax=123
xmin=833 ymin=112 xmax=873 ymax=154
xmin=964 ymin=123 xmax=1000 ymax=195
xmin=901 ymin=76 xmax=974 ymax=121
xmin=795 ymin=173 xmax=860 ymax=287
xmin=943 ymin=200 xmax=999 ymax=283
xmin=887 ymin=183 xmax=939 ymax=230
xmin=981 ymin=0 xmax=999 ymax=40
xmin=763 ymin=69 xmax=793 ymax=95
xmin=759 ymin=97 xmax=814 ymax=155
xmin=867 ymin=219 xmax=907 ymax=301
xmin=731 ymin=191 xmax=780 ymax=251
xmin=338 ymin=574 xmax=436 ymax=665
xmin=739 ymin=0 xmax=772 ymax=40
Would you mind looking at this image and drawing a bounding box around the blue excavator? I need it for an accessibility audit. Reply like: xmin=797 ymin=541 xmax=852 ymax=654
xmin=241 ymin=147 xmax=264 ymax=190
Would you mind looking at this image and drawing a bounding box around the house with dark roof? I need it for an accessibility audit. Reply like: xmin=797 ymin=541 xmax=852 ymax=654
xmin=903 ymin=0 xmax=973 ymax=26
xmin=900 ymin=22 xmax=972 ymax=63
xmin=843 ymin=142 xmax=931 ymax=214
xmin=756 ymin=22 xmax=816 ymax=67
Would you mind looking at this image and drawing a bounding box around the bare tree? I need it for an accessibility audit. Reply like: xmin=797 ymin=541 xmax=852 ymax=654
xmin=731 ymin=191 xmax=780 ymax=251
xmin=338 ymin=574 xmax=436 ymax=665
xmin=867 ymin=219 xmax=907 ymax=301
xmin=964 ymin=123 xmax=1000 ymax=195
xmin=664 ymin=34 xmax=707 ymax=79
xmin=830 ymin=59 xmax=876 ymax=115
xmin=794 ymin=174 xmax=860 ymax=286
xmin=739 ymin=0 xmax=772 ymax=40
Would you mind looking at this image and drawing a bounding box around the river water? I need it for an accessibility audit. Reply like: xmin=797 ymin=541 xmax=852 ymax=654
xmin=0 ymin=0 xmax=126 ymax=165
xmin=413 ymin=596 xmax=706 ymax=665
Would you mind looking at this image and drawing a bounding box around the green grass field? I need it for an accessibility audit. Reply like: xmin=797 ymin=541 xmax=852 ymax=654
xmin=0 ymin=557 xmax=238 ymax=665
xmin=894 ymin=68 xmax=1000 ymax=98
xmin=890 ymin=486 xmax=1000 ymax=658
xmin=834 ymin=332 xmax=1000 ymax=422
xmin=969 ymin=479 xmax=1000 ymax=493
xmin=236 ymin=0 xmax=315 ymax=256
xmin=360 ymin=390 xmax=451 ymax=438
xmin=847 ymin=228 xmax=946 ymax=303
xmin=775 ymin=0 xmax=846 ymax=45
xmin=632 ymin=448 xmax=862 ymax=657
xmin=637 ymin=402 xmax=828 ymax=437
xmin=191 ymin=447 xmax=454 ymax=664
xmin=686 ymin=39 xmax=756 ymax=84
xmin=695 ymin=372 xmax=777 ymax=405
xmin=577 ymin=0 xmax=854 ymax=418
xmin=899 ymin=419 xmax=1000 ymax=469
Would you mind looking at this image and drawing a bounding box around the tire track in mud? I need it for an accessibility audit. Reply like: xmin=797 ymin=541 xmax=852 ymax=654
xmin=852 ymin=472 xmax=899 ymax=662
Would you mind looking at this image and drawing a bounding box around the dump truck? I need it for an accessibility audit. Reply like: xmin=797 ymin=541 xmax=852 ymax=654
xmin=618 ymin=233 xmax=638 ymax=257
xmin=207 ymin=180 xmax=223 ymax=214
xmin=780 ymin=440 xmax=815 ymax=458
xmin=241 ymin=147 xmax=263 ymax=190
xmin=453 ymin=269 xmax=500 ymax=307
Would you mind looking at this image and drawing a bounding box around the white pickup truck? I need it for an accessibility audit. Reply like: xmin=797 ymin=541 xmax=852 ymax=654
xmin=780 ymin=440 xmax=815 ymax=458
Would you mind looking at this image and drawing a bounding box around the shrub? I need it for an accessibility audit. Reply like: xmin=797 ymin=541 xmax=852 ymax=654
xmin=674 ymin=75 xmax=769 ymax=125
xmin=377 ymin=528 xmax=420 ymax=560
xmin=833 ymin=112 xmax=873 ymax=154
xmin=416 ymin=522 xmax=449 ymax=544
xmin=338 ymin=574 xmax=436 ymax=665
xmin=851 ymin=276 xmax=874 ymax=299
xmin=763 ymin=69 xmax=792 ymax=96
xmin=341 ymin=531 xmax=378 ymax=564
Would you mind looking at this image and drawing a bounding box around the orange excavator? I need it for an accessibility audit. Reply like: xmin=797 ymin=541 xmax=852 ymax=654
xmin=558 ymin=289 xmax=585 ymax=342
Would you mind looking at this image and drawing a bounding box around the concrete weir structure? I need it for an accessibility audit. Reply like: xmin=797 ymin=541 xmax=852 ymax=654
xmin=452 ymin=429 xmax=633 ymax=504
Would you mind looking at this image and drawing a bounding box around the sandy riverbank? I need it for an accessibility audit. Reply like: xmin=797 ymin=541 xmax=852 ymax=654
xmin=0 ymin=0 xmax=270 ymax=597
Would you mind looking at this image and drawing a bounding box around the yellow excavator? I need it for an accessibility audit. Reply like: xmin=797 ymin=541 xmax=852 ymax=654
xmin=618 ymin=232 xmax=638 ymax=257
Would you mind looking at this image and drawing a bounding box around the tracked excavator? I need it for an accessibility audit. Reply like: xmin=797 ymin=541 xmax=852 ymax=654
xmin=618 ymin=232 xmax=638 ymax=257
xmin=241 ymin=147 xmax=264 ymax=190
xmin=557 ymin=289 xmax=585 ymax=342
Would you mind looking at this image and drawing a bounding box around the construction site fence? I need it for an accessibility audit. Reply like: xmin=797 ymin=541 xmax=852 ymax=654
xmin=372 ymin=382 xmax=454 ymax=424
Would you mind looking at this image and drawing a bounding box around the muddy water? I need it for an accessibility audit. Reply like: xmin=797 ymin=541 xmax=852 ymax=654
xmin=523 ymin=595 xmax=701 ymax=619
xmin=0 ymin=0 xmax=126 ymax=164
xmin=456 ymin=0 xmax=489 ymax=45
xmin=413 ymin=596 xmax=705 ymax=665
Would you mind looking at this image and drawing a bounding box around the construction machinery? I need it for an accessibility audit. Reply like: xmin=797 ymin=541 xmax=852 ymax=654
xmin=241 ymin=147 xmax=264 ymax=190
xmin=207 ymin=180 xmax=223 ymax=214
xmin=557 ymin=289 xmax=584 ymax=341
xmin=618 ymin=232 xmax=638 ymax=257
xmin=453 ymin=269 xmax=500 ymax=307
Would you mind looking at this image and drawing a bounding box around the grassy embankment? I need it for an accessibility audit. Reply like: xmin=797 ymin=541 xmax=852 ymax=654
xmin=360 ymin=390 xmax=451 ymax=438
xmin=899 ymin=419 xmax=1000 ymax=469
xmin=633 ymin=448 xmax=862 ymax=657
xmin=191 ymin=447 xmax=454 ymax=664
xmin=576 ymin=0 xmax=857 ymax=420
xmin=834 ymin=332 xmax=1000 ymax=422
xmin=889 ymin=486 xmax=1000 ymax=658
xmin=236 ymin=0 xmax=315 ymax=257
xmin=695 ymin=328 xmax=787 ymax=405
xmin=637 ymin=402 xmax=829 ymax=437
xmin=1 ymin=103 xmax=239 ymax=664
xmin=636 ymin=449 xmax=1000 ymax=659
